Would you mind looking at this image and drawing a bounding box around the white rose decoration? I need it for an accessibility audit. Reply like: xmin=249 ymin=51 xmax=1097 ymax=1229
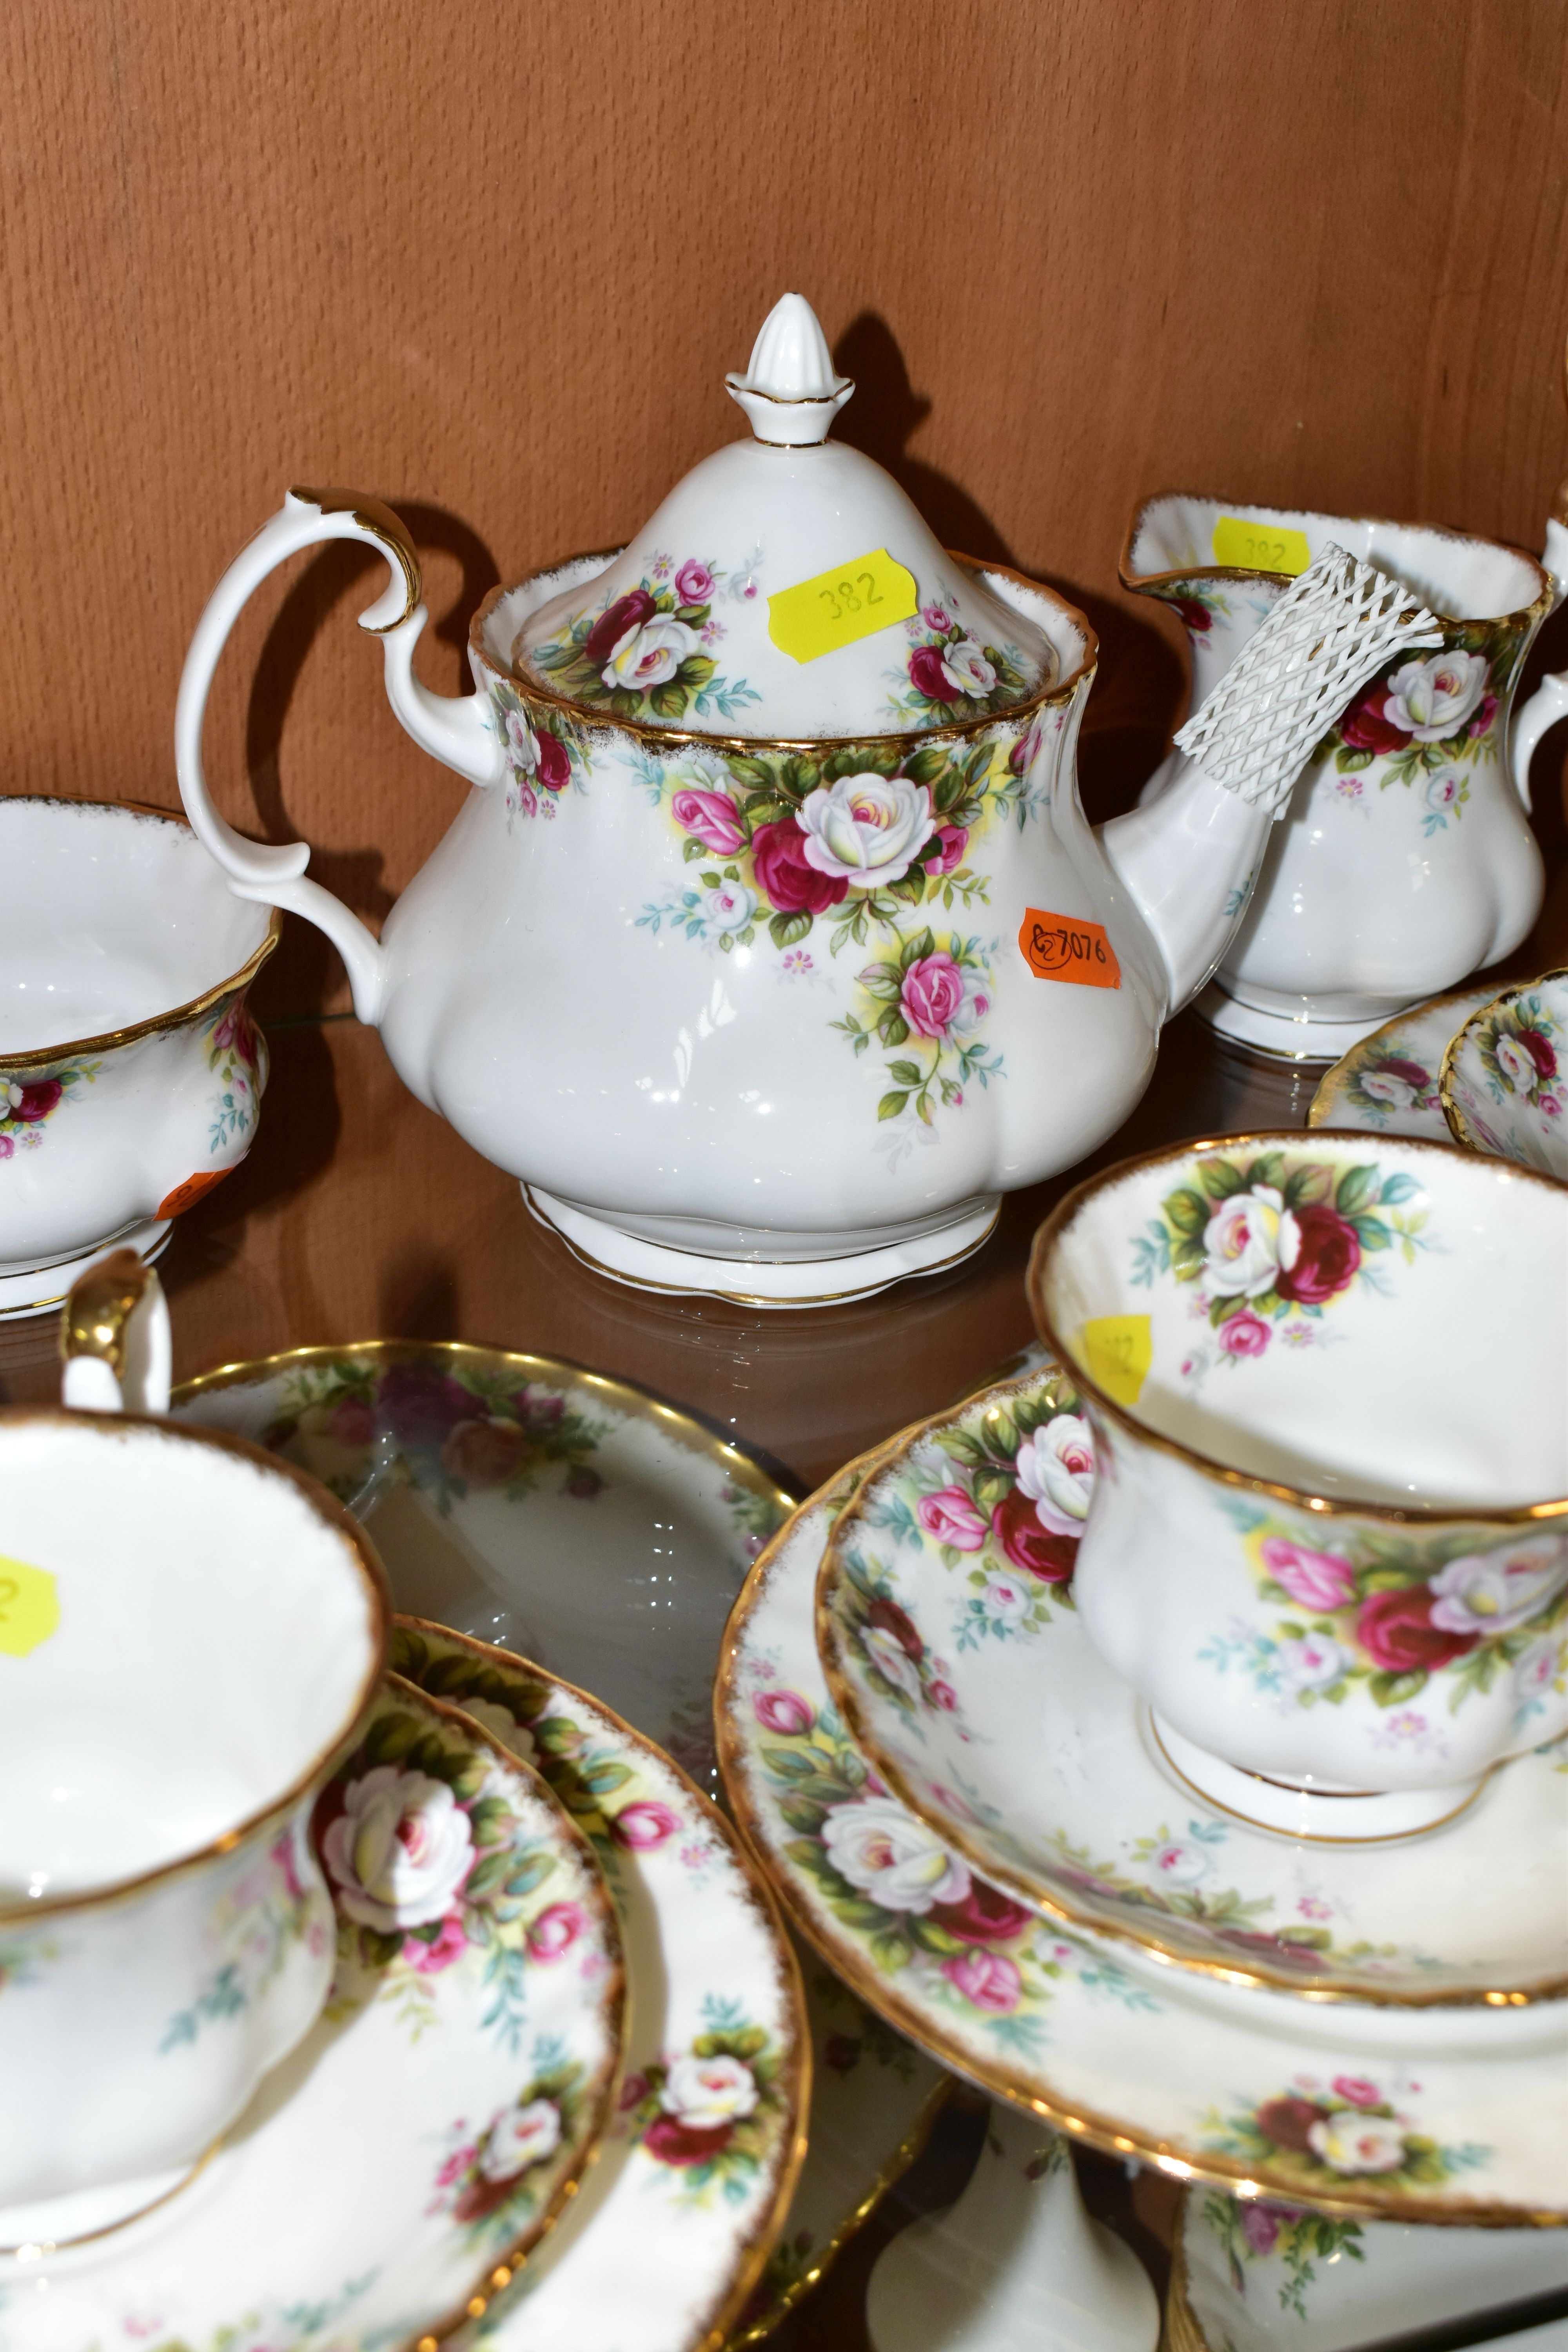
xmin=1495 ymin=1035 xmax=1535 ymax=1094
xmin=1147 ymin=1839 xmax=1210 ymax=1888
xmin=1359 ymin=1069 xmax=1419 ymax=1110
xmin=859 ymin=1624 xmax=926 ymax=1707
xmin=504 ymin=709 xmax=539 ymax=775
xmin=706 ymin=877 xmax=756 ymax=934
xmin=320 ymin=1765 xmax=475 ymax=1931
xmin=1514 ymin=1633 xmax=1566 ymax=1710
xmin=949 ymin=967 xmax=993 ymax=1037
xmin=797 ymin=775 xmax=935 ymax=887
xmin=1201 ymin=1185 xmax=1292 ymax=1298
xmin=983 ymin=1572 xmax=1031 ymax=1624
xmin=1306 ymin=2112 xmax=1407 ymax=2175
xmin=941 ymin=637 xmax=997 ymax=698
xmin=1428 ymin=1534 xmax=1568 ymax=1637
xmin=602 ymin=615 xmax=701 ymax=693
xmin=661 ymin=2052 xmax=760 ymax=2127
xmin=820 ymin=1795 xmax=971 ymax=1913
xmin=1014 ymin=1416 xmax=1096 ymax=1536
xmin=1274 ymin=1632 xmax=1353 ymax=1692
xmin=1383 ymin=650 xmax=1488 ymax=742
xmin=479 ymin=2096 xmax=563 ymax=2181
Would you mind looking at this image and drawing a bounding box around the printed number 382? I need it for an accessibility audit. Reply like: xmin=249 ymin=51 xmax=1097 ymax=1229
xmin=818 ymin=573 xmax=884 ymax=622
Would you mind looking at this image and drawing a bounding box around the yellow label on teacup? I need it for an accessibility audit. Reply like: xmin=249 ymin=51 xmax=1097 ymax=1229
xmin=0 ymin=1556 xmax=60 ymax=1657
xmin=1211 ymin=515 xmax=1312 ymax=577
xmin=767 ymin=548 xmax=918 ymax=663
xmin=1081 ymin=1316 xmax=1152 ymax=1406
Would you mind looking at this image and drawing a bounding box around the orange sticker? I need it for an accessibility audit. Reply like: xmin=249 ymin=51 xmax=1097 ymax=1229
xmin=1018 ymin=909 xmax=1121 ymax=989
xmin=156 ymin=1167 xmax=235 ymax=1220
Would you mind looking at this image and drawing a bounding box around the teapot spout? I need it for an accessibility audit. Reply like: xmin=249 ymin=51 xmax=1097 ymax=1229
xmin=1100 ymin=755 xmax=1277 ymax=1013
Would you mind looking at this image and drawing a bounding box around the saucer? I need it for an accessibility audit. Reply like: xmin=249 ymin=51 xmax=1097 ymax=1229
xmin=172 ymin=1341 xmax=796 ymax=1791
xmin=1169 ymin=2182 xmax=1568 ymax=2352
xmin=388 ymin=1621 xmax=809 ymax=2352
xmin=718 ymin=1460 xmax=1568 ymax=2223
xmin=0 ymin=1676 xmax=624 ymax=2347
xmin=1307 ymin=984 xmax=1499 ymax=1139
xmin=1441 ymin=967 xmax=1568 ymax=1178
xmin=815 ymin=1370 xmax=1568 ymax=2006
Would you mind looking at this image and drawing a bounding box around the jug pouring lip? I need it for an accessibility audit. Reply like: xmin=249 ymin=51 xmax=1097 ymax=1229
xmin=1119 ymin=488 xmax=1553 ymax=627
xmin=470 ymin=549 xmax=1100 ymax=756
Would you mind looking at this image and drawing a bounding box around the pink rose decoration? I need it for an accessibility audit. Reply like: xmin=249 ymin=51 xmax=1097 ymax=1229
xmin=928 ymin=825 xmax=968 ymax=876
xmin=753 ymin=1688 xmax=814 ymax=1737
xmin=1332 ymin=2075 xmax=1382 ymax=2108
xmin=909 ymin=644 xmax=958 ymax=702
xmin=1468 ymin=693 xmax=1499 ymax=739
xmin=612 ymin=1800 xmax=680 ymax=1850
xmin=1260 ymin=1537 xmax=1357 ymax=1613
xmin=900 ymin=952 xmax=966 ymax=1041
xmin=405 ymin=1913 xmax=469 ymax=1974
xmin=526 ymin=1901 xmax=586 ymax=1962
xmin=327 ymin=1397 xmax=376 ymax=1447
xmin=921 ymin=605 xmax=952 ymax=630
xmin=928 ymin=1679 xmax=958 ymax=1710
xmin=671 ymin=787 xmax=744 ymax=855
xmin=1219 ymin=1310 xmax=1271 ymax=1358
xmin=941 ymin=1949 xmax=1022 ymax=2013
xmin=674 ymin=560 xmax=715 ymax=605
xmin=916 ymin=1486 xmax=989 ymax=1551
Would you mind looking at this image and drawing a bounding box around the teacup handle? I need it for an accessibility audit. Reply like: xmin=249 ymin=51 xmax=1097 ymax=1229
xmin=174 ymin=487 xmax=506 ymax=1025
xmin=1509 ymin=512 xmax=1568 ymax=813
xmin=60 ymin=1249 xmax=172 ymax=1415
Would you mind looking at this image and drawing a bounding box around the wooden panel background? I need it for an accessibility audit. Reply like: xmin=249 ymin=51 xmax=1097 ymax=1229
xmin=5 ymin=0 xmax=1568 ymax=1020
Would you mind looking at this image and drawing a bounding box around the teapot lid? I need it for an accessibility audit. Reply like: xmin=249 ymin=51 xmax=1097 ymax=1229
xmin=512 ymin=294 xmax=1057 ymax=739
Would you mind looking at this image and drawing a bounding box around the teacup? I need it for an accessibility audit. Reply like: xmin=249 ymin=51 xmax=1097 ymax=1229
xmin=1121 ymin=494 xmax=1561 ymax=1057
xmin=1442 ymin=967 xmax=1568 ymax=1180
xmin=1028 ymin=1132 xmax=1568 ymax=1837
xmin=0 ymin=1266 xmax=388 ymax=2238
xmin=0 ymin=795 xmax=278 ymax=1317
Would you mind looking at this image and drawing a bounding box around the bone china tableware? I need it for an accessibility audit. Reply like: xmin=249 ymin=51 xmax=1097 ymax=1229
xmin=0 ymin=1677 xmax=626 ymax=2350
xmin=717 ymin=1457 xmax=1568 ymax=2222
xmin=1168 ymin=2184 xmax=1568 ymax=2352
xmin=1442 ymin=967 xmax=1568 ymax=1178
xmin=1027 ymin=1133 xmax=1568 ymax=1835
xmin=0 ymin=1399 xmax=388 ymax=2238
xmin=175 ymin=296 xmax=1287 ymax=1307
xmin=0 ymin=795 xmax=277 ymax=1316
xmin=1308 ymin=984 xmax=1500 ymax=1140
xmin=390 ymin=1623 xmax=809 ymax=2352
xmin=811 ymin=1372 xmax=1568 ymax=2004
xmin=1122 ymin=493 xmax=1566 ymax=1058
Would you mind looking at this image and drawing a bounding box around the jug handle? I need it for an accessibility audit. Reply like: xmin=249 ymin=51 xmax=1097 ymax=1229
xmin=60 ymin=1248 xmax=172 ymax=1415
xmin=175 ymin=488 xmax=505 ymax=1024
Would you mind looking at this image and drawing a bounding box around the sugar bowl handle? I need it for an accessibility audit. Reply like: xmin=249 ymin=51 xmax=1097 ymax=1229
xmin=60 ymin=1248 xmax=172 ymax=1415
xmin=174 ymin=487 xmax=506 ymax=1025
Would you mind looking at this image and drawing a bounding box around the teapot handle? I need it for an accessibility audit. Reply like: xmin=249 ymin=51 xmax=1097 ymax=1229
xmin=174 ymin=488 xmax=506 ymax=1024
xmin=60 ymin=1249 xmax=172 ymax=1416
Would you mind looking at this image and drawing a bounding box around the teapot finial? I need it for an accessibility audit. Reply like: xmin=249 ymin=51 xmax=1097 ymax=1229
xmin=726 ymin=292 xmax=854 ymax=446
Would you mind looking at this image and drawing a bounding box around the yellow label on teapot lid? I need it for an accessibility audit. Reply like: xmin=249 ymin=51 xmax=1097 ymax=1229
xmin=1081 ymin=1316 xmax=1151 ymax=1406
xmin=0 ymin=1556 xmax=60 ymax=1657
xmin=768 ymin=548 xmax=918 ymax=664
xmin=1212 ymin=516 xmax=1312 ymax=577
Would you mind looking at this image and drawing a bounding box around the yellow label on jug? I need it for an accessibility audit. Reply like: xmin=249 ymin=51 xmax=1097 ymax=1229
xmin=1081 ymin=1316 xmax=1152 ymax=1406
xmin=0 ymin=1556 xmax=60 ymax=1657
xmin=1211 ymin=515 xmax=1312 ymax=577
xmin=768 ymin=548 xmax=918 ymax=664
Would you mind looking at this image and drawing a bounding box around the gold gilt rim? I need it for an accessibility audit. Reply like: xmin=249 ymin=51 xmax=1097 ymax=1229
xmin=1117 ymin=490 xmax=1555 ymax=628
xmin=0 ymin=796 xmax=281 ymax=1076
xmin=391 ymin=1615 xmax=813 ymax=2352
xmin=0 ymin=1405 xmax=390 ymax=1926
xmin=811 ymin=1375 xmax=1568 ymax=2006
xmin=172 ymin=1338 xmax=799 ymax=1519
xmin=1307 ymin=984 xmax=1507 ymax=1129
xmin=1161 ymin=2209 xmax=1210 ymax=2352
xmin=716 ymin=1462 xmax=1568 ymax=2226
xmin=379 ymin=1672 xmax=628 ymax=2350
xmin=469 ymin=550 xmax=1099 ymax=755
xmin=1438 ymin=964 xmax=1568 ymax=1159
xmin=1027 ymin=1129 xmax=1568 ymax=1530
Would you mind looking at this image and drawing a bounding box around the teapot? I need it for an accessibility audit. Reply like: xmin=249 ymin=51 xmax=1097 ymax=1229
xmin=175 ymin=297 xmax=1279 ymax=1305
xmin=1122 ymin=490 xmax=1568 ymax=1059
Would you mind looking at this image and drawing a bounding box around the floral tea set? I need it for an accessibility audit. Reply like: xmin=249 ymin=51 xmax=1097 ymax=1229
xmin=7 ymin=292 xmax=1568 ymax=1313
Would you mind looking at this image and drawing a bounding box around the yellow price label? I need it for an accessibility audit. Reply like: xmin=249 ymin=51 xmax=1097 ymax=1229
xmin=767 ymin=548 xmax=918 ymax=664
xmin=1211 ymin=515 xmax=1312 ymax=577
xmin=1081 ymin=1316 xmax=1152 ymax=1407
xmin=0 ymin=1555 xmax=60 ymax=1657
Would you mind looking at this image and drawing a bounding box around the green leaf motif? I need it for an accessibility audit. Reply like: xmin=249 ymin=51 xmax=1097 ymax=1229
xmin=1369 ymin=1668 xmax=1428 ymax=1708
xmin=878 ymin=1091 xmax=909 ymax=1121
xmin=1335 ymin=1164 xmax=1380 ymax=1216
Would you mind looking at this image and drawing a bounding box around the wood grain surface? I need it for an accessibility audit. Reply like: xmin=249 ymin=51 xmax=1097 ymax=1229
xmin=4 ymin=0 xmax=1567 ymax=1015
